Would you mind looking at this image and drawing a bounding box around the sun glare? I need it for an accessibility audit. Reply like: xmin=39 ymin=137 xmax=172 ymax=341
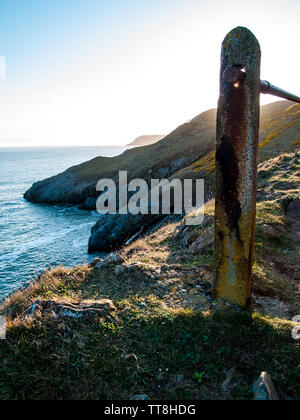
xmin=0 ymin=0 xmax=299 ymax=147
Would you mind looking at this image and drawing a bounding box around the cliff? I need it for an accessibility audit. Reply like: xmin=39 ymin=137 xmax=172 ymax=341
xmin=89 ymin=101 xmax=300 ymax=252
xmin=24 ymin=101 xmax=300 ymax=253
xmin=24 ymin=108 xmax=217 ymax=208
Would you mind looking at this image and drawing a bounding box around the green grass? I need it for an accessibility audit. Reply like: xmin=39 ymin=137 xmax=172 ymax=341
xmin=0 ymin=301 xmax=299 ymax=400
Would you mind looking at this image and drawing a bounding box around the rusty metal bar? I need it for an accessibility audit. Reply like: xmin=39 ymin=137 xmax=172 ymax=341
xmin=260 ymin=80 xmax=300 ymax=103
xmin=224 ymin=68 xmax=300 ymax=103
xmin=213 ymin=27 xmax=261 ymax=308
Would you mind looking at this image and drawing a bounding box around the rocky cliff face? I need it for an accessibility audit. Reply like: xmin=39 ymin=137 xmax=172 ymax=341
xmin=24 ymin=108 xmax=217 ymax=208
xmin=24 ymin=101 xmax=300 ymax=253
xmin=88 ymin=101 xmax=300 ymax=253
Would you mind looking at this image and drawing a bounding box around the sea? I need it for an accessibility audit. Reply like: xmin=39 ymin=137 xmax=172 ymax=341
xmin=0 ymin=146 xmax=125 ymax=301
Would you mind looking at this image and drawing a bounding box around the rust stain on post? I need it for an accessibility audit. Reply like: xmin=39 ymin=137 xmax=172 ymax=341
xmin=213 ymin=27 xmax=261 ymax=307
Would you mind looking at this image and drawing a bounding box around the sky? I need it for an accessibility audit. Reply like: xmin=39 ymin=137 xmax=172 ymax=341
xmin=0 ymin=0 xmax=299 ymax=147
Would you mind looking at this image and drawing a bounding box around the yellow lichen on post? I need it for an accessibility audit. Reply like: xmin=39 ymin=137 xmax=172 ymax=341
xmin=213 ymin=27 xmax=261 ymax=308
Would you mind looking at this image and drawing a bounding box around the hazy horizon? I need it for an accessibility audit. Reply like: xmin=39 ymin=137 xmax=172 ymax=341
xmin=0 ymin=0 xmax=299 ymax=147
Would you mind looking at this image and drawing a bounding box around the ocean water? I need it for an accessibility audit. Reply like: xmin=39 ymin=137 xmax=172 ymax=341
xmin=0 ymin=146 xmax=125 ymax=301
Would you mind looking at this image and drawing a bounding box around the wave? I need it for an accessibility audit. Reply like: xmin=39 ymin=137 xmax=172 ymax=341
xmin=0 ymin=221 xmax=94 ymax=264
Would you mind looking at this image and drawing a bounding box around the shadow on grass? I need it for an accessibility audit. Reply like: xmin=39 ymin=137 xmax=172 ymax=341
xmin=0 ymin=308 xmax=299 ymax=400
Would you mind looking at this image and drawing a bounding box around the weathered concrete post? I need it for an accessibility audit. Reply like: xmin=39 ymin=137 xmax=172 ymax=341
xmin=213 ymin=27 xmax=261 ymax=307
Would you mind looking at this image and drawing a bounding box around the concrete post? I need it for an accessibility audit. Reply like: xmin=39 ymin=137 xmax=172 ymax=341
xmin=213 ymin=27 xmax=261 ymax=307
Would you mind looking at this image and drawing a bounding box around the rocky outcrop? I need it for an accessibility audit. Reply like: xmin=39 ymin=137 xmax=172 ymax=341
xmin=92 ymin=252 xmax=125 ymax=269
xmin=24 ymin=101 xmax=299 ymax=208
xmin=24 ymin=102 xmax=300 ymax=254
xmin=88 ymin=210 xmax=166 ymax=253
xmin=23 ymin=299 xmax=116 ymax=320
xmin=24 ymin=171 xmax=95 ymax=206
xmin=251 ymin=295 xmax=292 ymax=320
xmin=24 ymin=108 xmax=217 ymax=207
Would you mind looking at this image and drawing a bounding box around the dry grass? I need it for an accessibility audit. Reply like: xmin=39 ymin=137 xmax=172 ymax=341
xmin=1 ymin=265 xmax=91 ymax=319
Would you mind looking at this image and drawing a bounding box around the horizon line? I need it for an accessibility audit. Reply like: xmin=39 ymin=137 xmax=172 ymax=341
xmin=0 ymin=144 xmax=127 ymax=149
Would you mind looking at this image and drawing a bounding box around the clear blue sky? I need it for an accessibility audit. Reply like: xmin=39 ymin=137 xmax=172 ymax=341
xmin=0 ymin=0 xmax=179 ymax=82
xmin=0 ymin=0 xmax=299 ymax=146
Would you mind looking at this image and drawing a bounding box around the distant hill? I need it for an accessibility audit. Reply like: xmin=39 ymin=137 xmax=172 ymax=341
xmin=128 ymin=135 xmax=165 ymax=147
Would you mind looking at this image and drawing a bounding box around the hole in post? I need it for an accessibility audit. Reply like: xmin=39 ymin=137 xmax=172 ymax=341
xmin=233 ymin=66 xmax=246 ymax=87
xmin=223 ymin=65 xmax=246 ymax=86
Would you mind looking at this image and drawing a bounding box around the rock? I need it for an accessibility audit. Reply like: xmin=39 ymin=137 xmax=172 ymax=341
xmin=251 ymin=295 xmax=291 ymax=320
xmin=211 ymin=298 xmax=242 ymax=313
xmin=174 ymin=224 xmax=187 ymax=239
xmin=88 ymin=257 xmax=105 ymax=268
xmin=24 ymin=171 xmax=88 ymax=205
xmin=115 ymin=264 xmax=127 ymax=275
xmin=78 ymin=196 xmax=97 ymax=210
xmin=221 ymin=367 xmax=236 ymax=393
xmin=189 ymin=227 xmax=214 ymax=252
xmin=182 ymin=228 xmax=191 ymax=246
xmin=127 ymin=263 xmax=143 ymax=272
xmin=24 ymin=299 xmax=116 ymax=320
xmin=176 ymin=374 xmax=185 ymax=384
xmin=129 ymin=394 xmax=148 ymax=401
xmin=189 ymin=288 xmax=199 ymax=295
xmin=286 ymin=200 xmax=300 ymax=220
xmin=200 ymin=215 xmax=214 ymax=228
xmin=187 ymin=295 xmax=211 ymax=311
xmin=286 ymin=200 xmax=300 ymax=237
xmin=260 ymin=224 xmax=277 ymax=236
xmin=252 ymin=372 xmax=280 ymax=400
xmin=94 ymin=253 xmax=125 ymax=270
xmin=23 ymin=301 xmax=42 ymax=318
xmin=88 ymin=212 xmax=161 ymax=253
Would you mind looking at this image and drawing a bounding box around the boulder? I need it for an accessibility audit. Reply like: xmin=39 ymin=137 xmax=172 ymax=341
xmin=252 ymin=372 xmax=280 ymax=400
xmin=94 ymin=253 xmax=125 ymax=270
xmin=260 ymin=224 xmax=278 ymax=236
xmin=286 ymin=200 xmax=300 ymax=220
xmin=115 ymin=264 xmax=127 ymax=275
xmin=189 ymin=227 xmax=214 ymax=252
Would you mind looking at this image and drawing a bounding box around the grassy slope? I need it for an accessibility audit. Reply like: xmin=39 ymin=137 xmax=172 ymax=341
xmin=69 ymin=109 xmax=217 ymax=182
xmin=174 ymin=102 xmax=300 ymax=201
xmin=69 ymin=101 xmax=299 ymax=182
xmin=23 ymin=101 xmax=298 ymax=209
xmin=259 ymin=102 xmax=300 ymax=161
xmin=0 ymin=150 xmax=299 ymax=400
